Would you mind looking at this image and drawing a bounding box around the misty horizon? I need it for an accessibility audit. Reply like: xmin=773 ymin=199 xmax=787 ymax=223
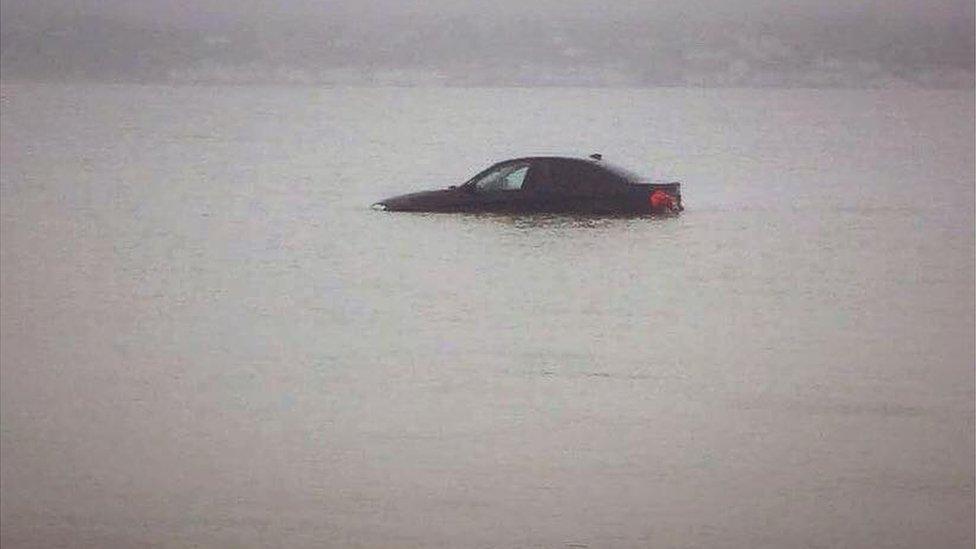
xmin=2 ymin=1 xmax=975 ymax=88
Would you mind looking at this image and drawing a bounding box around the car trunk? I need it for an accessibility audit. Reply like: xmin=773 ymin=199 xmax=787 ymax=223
xmin=629 ymin=182 xmax=683 ymax=212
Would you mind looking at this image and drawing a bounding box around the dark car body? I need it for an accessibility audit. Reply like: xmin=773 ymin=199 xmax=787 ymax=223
xmin=373 ymin=156 xmax=682 ymax=215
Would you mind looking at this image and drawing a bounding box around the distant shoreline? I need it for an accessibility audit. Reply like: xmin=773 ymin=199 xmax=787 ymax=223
xmin=2 ymin=74 xmax=974 ymax=91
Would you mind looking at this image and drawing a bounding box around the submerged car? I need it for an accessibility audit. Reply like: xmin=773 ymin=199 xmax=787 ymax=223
xmin=373 ymin=155 xmax=682 ymax=215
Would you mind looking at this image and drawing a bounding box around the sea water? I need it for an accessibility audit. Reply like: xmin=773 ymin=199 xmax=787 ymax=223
xmin=1 ymin=83 xmax=973 ymax=548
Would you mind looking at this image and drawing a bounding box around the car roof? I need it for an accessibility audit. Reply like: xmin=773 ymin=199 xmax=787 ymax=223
xmin=500 ymin=155 xmax=595 ymax=163
xmin=496 ymin=156 xmax=645 ymax=182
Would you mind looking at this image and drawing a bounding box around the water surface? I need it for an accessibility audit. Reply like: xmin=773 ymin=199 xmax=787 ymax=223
xmin=1 ymin=83 xmax=973 ymax=548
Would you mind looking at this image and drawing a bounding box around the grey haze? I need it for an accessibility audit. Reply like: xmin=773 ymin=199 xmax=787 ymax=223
xmin=1 ymin=0 xmax=974 ymax=87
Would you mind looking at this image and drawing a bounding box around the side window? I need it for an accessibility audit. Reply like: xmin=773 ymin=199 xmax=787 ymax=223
xmin=474 ymin=163 xmax=530 ymax=192
xmin=579 ymin=164 xmax=621 ymax=194
xmin=550 ymin=161 xmax=620 ymax=195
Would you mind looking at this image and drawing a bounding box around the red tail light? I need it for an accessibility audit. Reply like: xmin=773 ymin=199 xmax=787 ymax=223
xmin=649 ymin=189 xmax=674 ymax=210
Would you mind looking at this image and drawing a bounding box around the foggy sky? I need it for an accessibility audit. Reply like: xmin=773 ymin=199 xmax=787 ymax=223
xmin=2 ymin=0 xmax=974 ymax=87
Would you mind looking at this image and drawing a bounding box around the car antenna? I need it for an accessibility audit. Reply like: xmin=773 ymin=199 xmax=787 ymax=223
xmin=589 ymin=153 xmax=602 ymax=161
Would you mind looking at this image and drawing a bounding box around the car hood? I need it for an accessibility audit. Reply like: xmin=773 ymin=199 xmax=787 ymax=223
xmin=373 ymin=188 xmax=471 ymax=212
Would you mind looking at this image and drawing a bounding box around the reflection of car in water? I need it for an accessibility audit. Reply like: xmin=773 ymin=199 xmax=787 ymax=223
xmin=373 ymin=155 xmax=683 ymax=214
